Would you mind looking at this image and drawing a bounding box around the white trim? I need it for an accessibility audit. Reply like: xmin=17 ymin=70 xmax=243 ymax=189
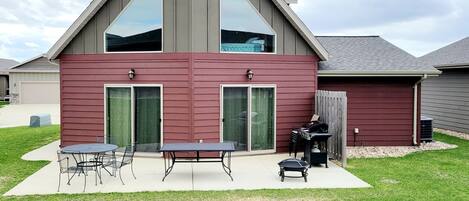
xmin=47 ymin=0 xmax=329 ymax=60
xmin=104 ymin=84 xmax=164 ymax=152
xmin=219 ymin=0 xmax=277 ymax=55
xmin=9 ymin=70 xmax=59 ymax=73
xmin=47 ymin=0 xmax=107 ymax=60
xmin=18 ymin=81 xmax=60 ymax=104
xmin=271 ymin=0 xmax=328 ymax=60
xmin=103 ymin=0 xmax=164 ymax=54
xmin=318 ymin=70 xmax=442 ymax=77
xmin=220 ymin=84 xmax=277 ymax=153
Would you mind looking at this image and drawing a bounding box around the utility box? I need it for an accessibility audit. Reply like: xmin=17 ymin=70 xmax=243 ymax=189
xmin=30 ymin=114 xmax=52 ymax=127
xmin=421 ymin=116 xmax=433 ymax=142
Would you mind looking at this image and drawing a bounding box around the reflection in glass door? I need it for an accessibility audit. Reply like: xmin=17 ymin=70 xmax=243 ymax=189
xmin=222 ymin=86 xmax=275 ymax=152
xmin=106 ymin=88 xmax=132 ymax=147
xmin=135 ymin=87 xmax=161 ymax=152
xmin=251 ymin=88 xmax=275 ymax=150
xmin=222 ymin=87 xmax=249 ymax=151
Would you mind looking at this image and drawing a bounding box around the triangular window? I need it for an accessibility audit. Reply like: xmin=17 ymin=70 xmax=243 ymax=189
xmin=221 ymin=0 xmax=276 ymax=53
xmin=105 ymin=0 xmax=163 ymax=52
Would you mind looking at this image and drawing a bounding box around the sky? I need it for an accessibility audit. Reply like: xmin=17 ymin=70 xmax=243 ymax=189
xmin=0 ymin=0 xmax=468 ymax=62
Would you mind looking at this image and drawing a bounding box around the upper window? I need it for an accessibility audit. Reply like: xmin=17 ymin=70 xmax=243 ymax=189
xmin=105 ymin=0 xmax=163 ymax=53
xmin=220 ymin=0 xmax=276 ymax=54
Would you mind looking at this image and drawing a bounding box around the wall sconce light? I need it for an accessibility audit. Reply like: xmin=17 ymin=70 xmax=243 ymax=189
xmin=128 ymin=68 xmax=136 ymax=80
xmin=247 ymin=69 xmax=254 ymax=81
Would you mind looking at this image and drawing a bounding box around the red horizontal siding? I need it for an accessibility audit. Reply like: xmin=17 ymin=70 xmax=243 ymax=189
xmin=60 ymin=53 xmax=319 ymax=151
xmin=319 ymin=77 xmax=418 ymax=146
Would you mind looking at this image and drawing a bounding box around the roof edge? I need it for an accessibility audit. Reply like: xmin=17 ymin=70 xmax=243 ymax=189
xmin=318 ymin=70 xmax=442 ymax=77
xmin=272 ymin=0 xmax=328 ymax=60
xmin=48 ymin=0 xmax=329 ymax=61
xmin=9 ymin=54 xmax=58 ymax=70
xmin=434 ymin=63 xmax=469 ymax=69
xmin=47 ymin=0 xmax=106 ymax=60
xmin=9 ymin=70 xmax=59 ymax=73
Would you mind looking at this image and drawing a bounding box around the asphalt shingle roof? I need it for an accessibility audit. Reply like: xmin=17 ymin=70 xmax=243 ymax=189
xmin=317 ymin=36 xmax=439 ymax=75
xmin=420 ymin=37 xmax=469 ymax=67
xmin=0 ymin=58 xmax=19 ymax=75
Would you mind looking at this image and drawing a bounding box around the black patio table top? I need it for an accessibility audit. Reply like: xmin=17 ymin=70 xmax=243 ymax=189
xmin=62 ymin=143 xmax=118 ymax=154
xmin=160 ymin=142 xmax=235 ymax=152
xmin=160 ymin=142 xmax=235 ymax=181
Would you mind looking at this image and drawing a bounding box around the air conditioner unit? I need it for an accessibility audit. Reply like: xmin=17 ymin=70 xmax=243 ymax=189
xmin=421 ymin=116 xmax=433 ymax=142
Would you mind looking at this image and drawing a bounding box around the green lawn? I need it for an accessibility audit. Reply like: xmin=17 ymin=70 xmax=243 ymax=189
xmin=0 ymin=101 xmax=8 ymax=108
xmin=1 ymin=126 xmax=468 ymax=201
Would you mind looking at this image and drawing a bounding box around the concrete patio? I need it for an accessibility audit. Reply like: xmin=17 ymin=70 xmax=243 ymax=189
xmin=4 ymin=141 xmax=370 ymax=196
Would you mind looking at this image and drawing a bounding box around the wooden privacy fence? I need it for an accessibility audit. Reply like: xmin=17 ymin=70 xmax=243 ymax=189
xmin=315 ymin=90 xmax=348 ymax=167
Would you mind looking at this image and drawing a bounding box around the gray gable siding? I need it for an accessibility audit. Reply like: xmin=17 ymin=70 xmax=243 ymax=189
xmin=422 ymin=69 xmax=469 ymax=133
xmin=11 ymin=57 xmax=58 ymax=71
xmin=63 ymin=0 xmax=313 ymax=56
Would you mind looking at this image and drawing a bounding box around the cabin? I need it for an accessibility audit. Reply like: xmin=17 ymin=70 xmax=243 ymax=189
xmin=47 ymin=0 xmax=439 ymax=153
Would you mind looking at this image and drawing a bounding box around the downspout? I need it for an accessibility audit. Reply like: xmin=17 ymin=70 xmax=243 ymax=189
xmin=413 ymin=74 xmax=428 ymax=145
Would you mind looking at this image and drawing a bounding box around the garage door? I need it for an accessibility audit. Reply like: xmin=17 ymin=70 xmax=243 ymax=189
xmin=20 ymin=82 xmax=60 ymax=104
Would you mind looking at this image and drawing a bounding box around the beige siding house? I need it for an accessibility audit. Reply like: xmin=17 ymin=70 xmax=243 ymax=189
xmin=0 ymin=58 xmax=19 ymax=100
xmin=9 ymin=55 xmax=60 ymax=104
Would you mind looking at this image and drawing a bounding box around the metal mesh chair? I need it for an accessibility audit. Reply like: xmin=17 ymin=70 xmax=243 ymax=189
xmin=95 ymin=136 xmax=116 ymax=176
xmin=57 ymin=150 xmax=81 ymax=192
xmin=102 ymin=145 xmax=136 ymax=185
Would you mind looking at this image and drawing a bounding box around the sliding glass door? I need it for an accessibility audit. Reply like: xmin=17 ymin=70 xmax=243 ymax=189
xmin=222 ymin=85 xmax=276 ymax=152
xmin=251 ymin=88 xmax=275 ymax=150
xmin=106 ymin=88 xmax=132 ymax=147
xmin=223 ymin=87 xmax=249 ymax=151
xmin=135 ymin=87 xmax=161 ymax=152
xmin=106 ymin=85 xmax=162 ymax=152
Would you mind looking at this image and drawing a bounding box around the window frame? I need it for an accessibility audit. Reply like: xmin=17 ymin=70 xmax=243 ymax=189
xmin=103 ymin=0 xmax=164 ymax=54
xmin=219 ymin=0 xmax=278 ymax=55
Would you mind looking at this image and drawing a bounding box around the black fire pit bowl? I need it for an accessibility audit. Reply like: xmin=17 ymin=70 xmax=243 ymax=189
xmin=278 ymin=158 xmax=309 ymax=182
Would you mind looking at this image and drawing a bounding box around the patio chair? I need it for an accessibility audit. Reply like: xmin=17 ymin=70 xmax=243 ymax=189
xmin=57 ymin=150 xmax=81 ymax=192
xmin=95 ymin=136 xmax=116 ymax=176
xmin=103 ymin=145 xmax=136 ymax=185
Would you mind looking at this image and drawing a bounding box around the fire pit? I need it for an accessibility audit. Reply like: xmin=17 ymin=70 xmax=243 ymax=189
xmin=278 ymin=158 xmax=309 ymax=182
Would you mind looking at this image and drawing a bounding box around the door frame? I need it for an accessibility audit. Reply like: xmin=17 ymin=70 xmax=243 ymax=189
xmin=220 ymin=84 xmax=277 ymax=153
xmin=104 ymin=84 xmax=164 ymax=151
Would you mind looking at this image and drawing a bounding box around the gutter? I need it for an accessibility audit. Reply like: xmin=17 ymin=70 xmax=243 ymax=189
xmin=412 ymin=74 xmax=428 ymax=145
xmin=318 ymin=70 xmax=442 ymax=77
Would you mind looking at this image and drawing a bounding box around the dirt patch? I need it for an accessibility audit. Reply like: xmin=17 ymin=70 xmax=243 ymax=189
xmin=347 ymin=141 xmax=457 ymax=158
xmin=434 ymin=128 xmax=469 ymax=141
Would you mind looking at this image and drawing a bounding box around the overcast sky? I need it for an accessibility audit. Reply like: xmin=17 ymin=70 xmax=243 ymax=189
xmin=0 ymin=0 xmax=468 ymax=62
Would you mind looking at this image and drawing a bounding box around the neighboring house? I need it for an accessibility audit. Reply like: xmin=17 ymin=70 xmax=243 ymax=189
xmin=0 ymin=58 xmax=19 ymax=100
xmin=420 ymin=37 xmax=469 ymax=134
xmin=317 ymin=36 xmax=440 ymax=146
xmin=8 ymin=55 xmax=60 ymax=104
xmin=46 ymin=0 xmax=437 ymax=152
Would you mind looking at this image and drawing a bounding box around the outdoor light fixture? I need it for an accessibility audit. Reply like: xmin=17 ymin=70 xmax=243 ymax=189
xmin=247 ymin=69 xmax=254 ymax=80
xmin=128 ymin=68 xmax=136 ymax=80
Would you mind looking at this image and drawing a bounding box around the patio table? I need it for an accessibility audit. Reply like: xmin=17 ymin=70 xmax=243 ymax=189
xmin=62 ymin=143 xmax=118 ymax=191
xmin=160 ymin=143 xmax=235 ymax=181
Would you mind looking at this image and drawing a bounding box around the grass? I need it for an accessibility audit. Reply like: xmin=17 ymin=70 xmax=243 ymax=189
xmin=0 ymin=126 xmax=468 ymax=200
xmin=0 ymin=101 xmax=8 ymax=108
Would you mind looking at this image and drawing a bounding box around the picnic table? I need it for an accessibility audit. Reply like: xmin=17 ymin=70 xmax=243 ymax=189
xmin=160 ymin=143 xmax=235 ymax=181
